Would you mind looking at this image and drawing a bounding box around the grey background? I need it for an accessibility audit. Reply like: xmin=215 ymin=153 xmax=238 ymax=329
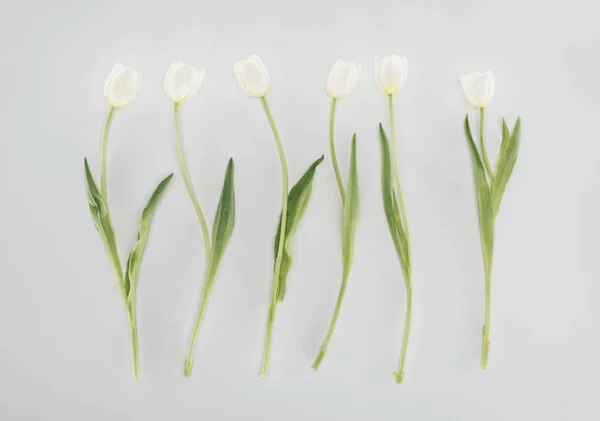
xmin=1 ymin=0 xmax=599 ymax=419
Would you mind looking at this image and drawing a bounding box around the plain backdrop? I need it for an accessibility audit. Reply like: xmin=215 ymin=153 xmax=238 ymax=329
xmin=0 ymin=0 xmax=599 ymax=420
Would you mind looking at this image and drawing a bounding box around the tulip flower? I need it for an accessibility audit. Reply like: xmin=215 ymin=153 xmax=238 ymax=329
xmin=374 ymin=55 xmax=413 ymax=383
xmin=164 ymin=61 xmax=206 ymax=104
xmin=234 ymin=55 xmax=270 ymax=97
xmin=84 ymin=64 xmax=173 ymax=380
xmin=461 ymin=71 xmax=521 ymax=370
xmin=374 ymin=55 xmax=408 ymax=95
xmin=104 ymin=63 xmax=143 ymax=108
xmin=326 ymin=59 xmax=362 ymax=99
xmin=312 ymin=59 xmax=361 ymax=371
xmin=235 ymin=55 xmax=323 ymax=379
xmin=164 ymin=62 xmax=236 ymax=377
xmin=460 ymin=71 xmax=495 ymax=108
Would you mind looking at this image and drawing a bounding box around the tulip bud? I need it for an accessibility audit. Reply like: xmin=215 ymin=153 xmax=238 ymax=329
xmin=164 ymin=61 xmax=206 ymax=104
xmin=103 ymin=64 xmax=143 ymax=108
xmin=233 ymin=55 xmax=270 ymax=97
xmin=460 ymin=71 xmax=495 ymax=108
xmin=327 ymin=59 xmax=362 ymax=99
xmin=374 ymin=55 xmax=408 ymax=95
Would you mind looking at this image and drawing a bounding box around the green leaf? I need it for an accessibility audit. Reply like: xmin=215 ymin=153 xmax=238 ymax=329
xmin=491 ymin=117 xmax=521 ymax=217
xmin=464 ymin=115 xmax=494 ymax=272
xmin=124 ymin=173 xmax=174 ymax=301
xmin=273 ymin=155 xmax=324 ymax=301
xmin=378 ymin=124 xmax=410 ymax=280
xmin=341 ymin=135 xmax=360 ymax=280
xmin=84 ymin=158 xmax=121 ymax=277
xmin=206 ymin=159 xmax=236 ymax=284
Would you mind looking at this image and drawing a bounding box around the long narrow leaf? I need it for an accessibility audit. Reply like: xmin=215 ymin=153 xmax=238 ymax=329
xmin=206 ymin=159 xmax=236 ymax=283
xmin=464 ymin=115 xmax=494 ymax=271
xmin=84 ymin=158 xmax=121 ymax=277
xmin=124 ymin=173 xmax=174 ymax=301
xmin=274 ymin=155 xmax=324 ymax=301
xmin=341 ymin=135 xmax=360 ymax=279
xmin=378 ymin=125 xmax=410 ymax=278
xmin=491 ymin=117 xmax=521 ymax=217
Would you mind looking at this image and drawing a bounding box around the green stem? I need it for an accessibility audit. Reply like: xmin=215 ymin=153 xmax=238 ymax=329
xmin=99 ymin=106 xmax=138 ymax=379
xmin=329 ymin=98 xmax=345 ymax=202
xmin=481 ymin=259 xmax=492 ymax=369
xmin=312 ymin=273 xmax=348 ymax=370
xmin=128 ymin=307 xmax=140 ymax=380
xmin=259 ymin=96 xmax=289 ymax=379
xmin=184 ymin=280 xmax=212 ymax=377
xmin=174 ymin=103 xmax=212 ymax=265
xmin=174 ymin=102 xmax=215 ymax=377
xmin=100 ymin=106 xmax=116 ymax=204
xmin=388 ymin=94 xmax=413 ymax=383
xmin=395 ymin=282 xmax=412 ymax=383
xmin=99 ymin=106 xmax=125 ymax=292
xmin=479 ymin=107 xmax=494 ymax=181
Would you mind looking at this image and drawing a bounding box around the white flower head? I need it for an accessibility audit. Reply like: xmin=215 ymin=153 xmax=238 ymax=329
xmin=460 ymin=71 xmax=495 ymax=108
xmin=104 ymin=63 xmax=143 ymax=108
xmin=327 ymin=59 xmax=363 ymax=99
xmin=234 ymin=55 xmax=270 ymax=97
xmin=164 ymin=61 xmax=206 ymax=104
xmin=374 ymin=55 xmax=408 ymax=95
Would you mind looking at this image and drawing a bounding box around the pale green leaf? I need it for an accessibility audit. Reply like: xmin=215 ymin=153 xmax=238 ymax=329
xmin=124 ymin=173 xmax=174 ymax=300
xmin=342 ymin=134 xmax=360 ymax=280
xmin=464 ymin=115 xmax=494 ymax=271
xmin=84 ymin=158 xmax=121 ymax=277
xmin=206 ymin=159 xmax=236 ymax=284
xmin=378 ymin=124 xmax=410 ymax=280
xmin=491 ymin=117 xmax=521 ymax=217
xmin=274 ymin=155 xmax=324 ymax=301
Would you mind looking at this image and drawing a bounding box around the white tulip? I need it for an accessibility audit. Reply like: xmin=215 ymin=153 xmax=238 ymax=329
xmin=374 ymin=55 xmax=408 ymax=95
xmin=164 ymin=61 xmax=206 ymax=104
xmin=103 ymin=63 xmax=143 ymax=108
xmin=234 ymin=55 xmax=270 ymax=97
xmin=327 ymin=59 xmax=362 ymax=99
xmin=460 ymin=71 xmax=495 ymax=108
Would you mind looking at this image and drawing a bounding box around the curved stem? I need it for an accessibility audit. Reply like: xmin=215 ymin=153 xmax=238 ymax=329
xmin=174 ymin=103 xmax=214 ymax=377
xmin=388 ymin=94 xmax=413 ymax=383
xmin=184 ymin=281 xmax=211 ymax=377
xmin=479 ymin=107 xmax=494 ymax=181
xmin=312 ymin=274 xmax=348 ymax=370
xmin=99 ymin=107 xmax=138 ymax=379
xmin=395 ymin=283 xmax=412 ymax=383
xmin=328 ymin=98 xmax=345 ymax=202
xmin=174 ymin=103 xmax=212 ymax=265
xmin=100 ymin=106 xmax=116 ymax=204
xmin=388 ymin=95 xmax=410 ymax=238
xmin=99 ymin=106 xmax=124 ymax=288
xmin=259 ymin=96 xmax=289 ymax=378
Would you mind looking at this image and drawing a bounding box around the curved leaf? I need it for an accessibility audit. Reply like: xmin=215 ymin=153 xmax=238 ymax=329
xmin=491 ymin=117 xmax=521 ymax=217
xmin=274 ymin=155 xmax=324 ymax=301
xmin=84 ymin=158 xmax=121 ymax=279
xmin=464 ymin=115 xmax=494 ymax=272
xmin=124 ymin=173 xmax=174 ymax=302
xmin=206 ymin=159 xmax=236 ymax=284
xmin=378 ymin=125 xmax=410 ymax=279
xmin=342 ymin=135 xmax=359 ymax=280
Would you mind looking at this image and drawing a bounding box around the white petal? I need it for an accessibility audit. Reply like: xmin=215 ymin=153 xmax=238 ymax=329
xmin=105 ymin=64 xmax=142 ymax=107
xmin=234 ymin=55 xmax=270 ymax=97
xmin=460 ymin=71 xmax=494 ymax=108
xmin=328 ymin=60 xmax=361 ymax=99
xmin=327 ymin=59 xmax=343 ymax=97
